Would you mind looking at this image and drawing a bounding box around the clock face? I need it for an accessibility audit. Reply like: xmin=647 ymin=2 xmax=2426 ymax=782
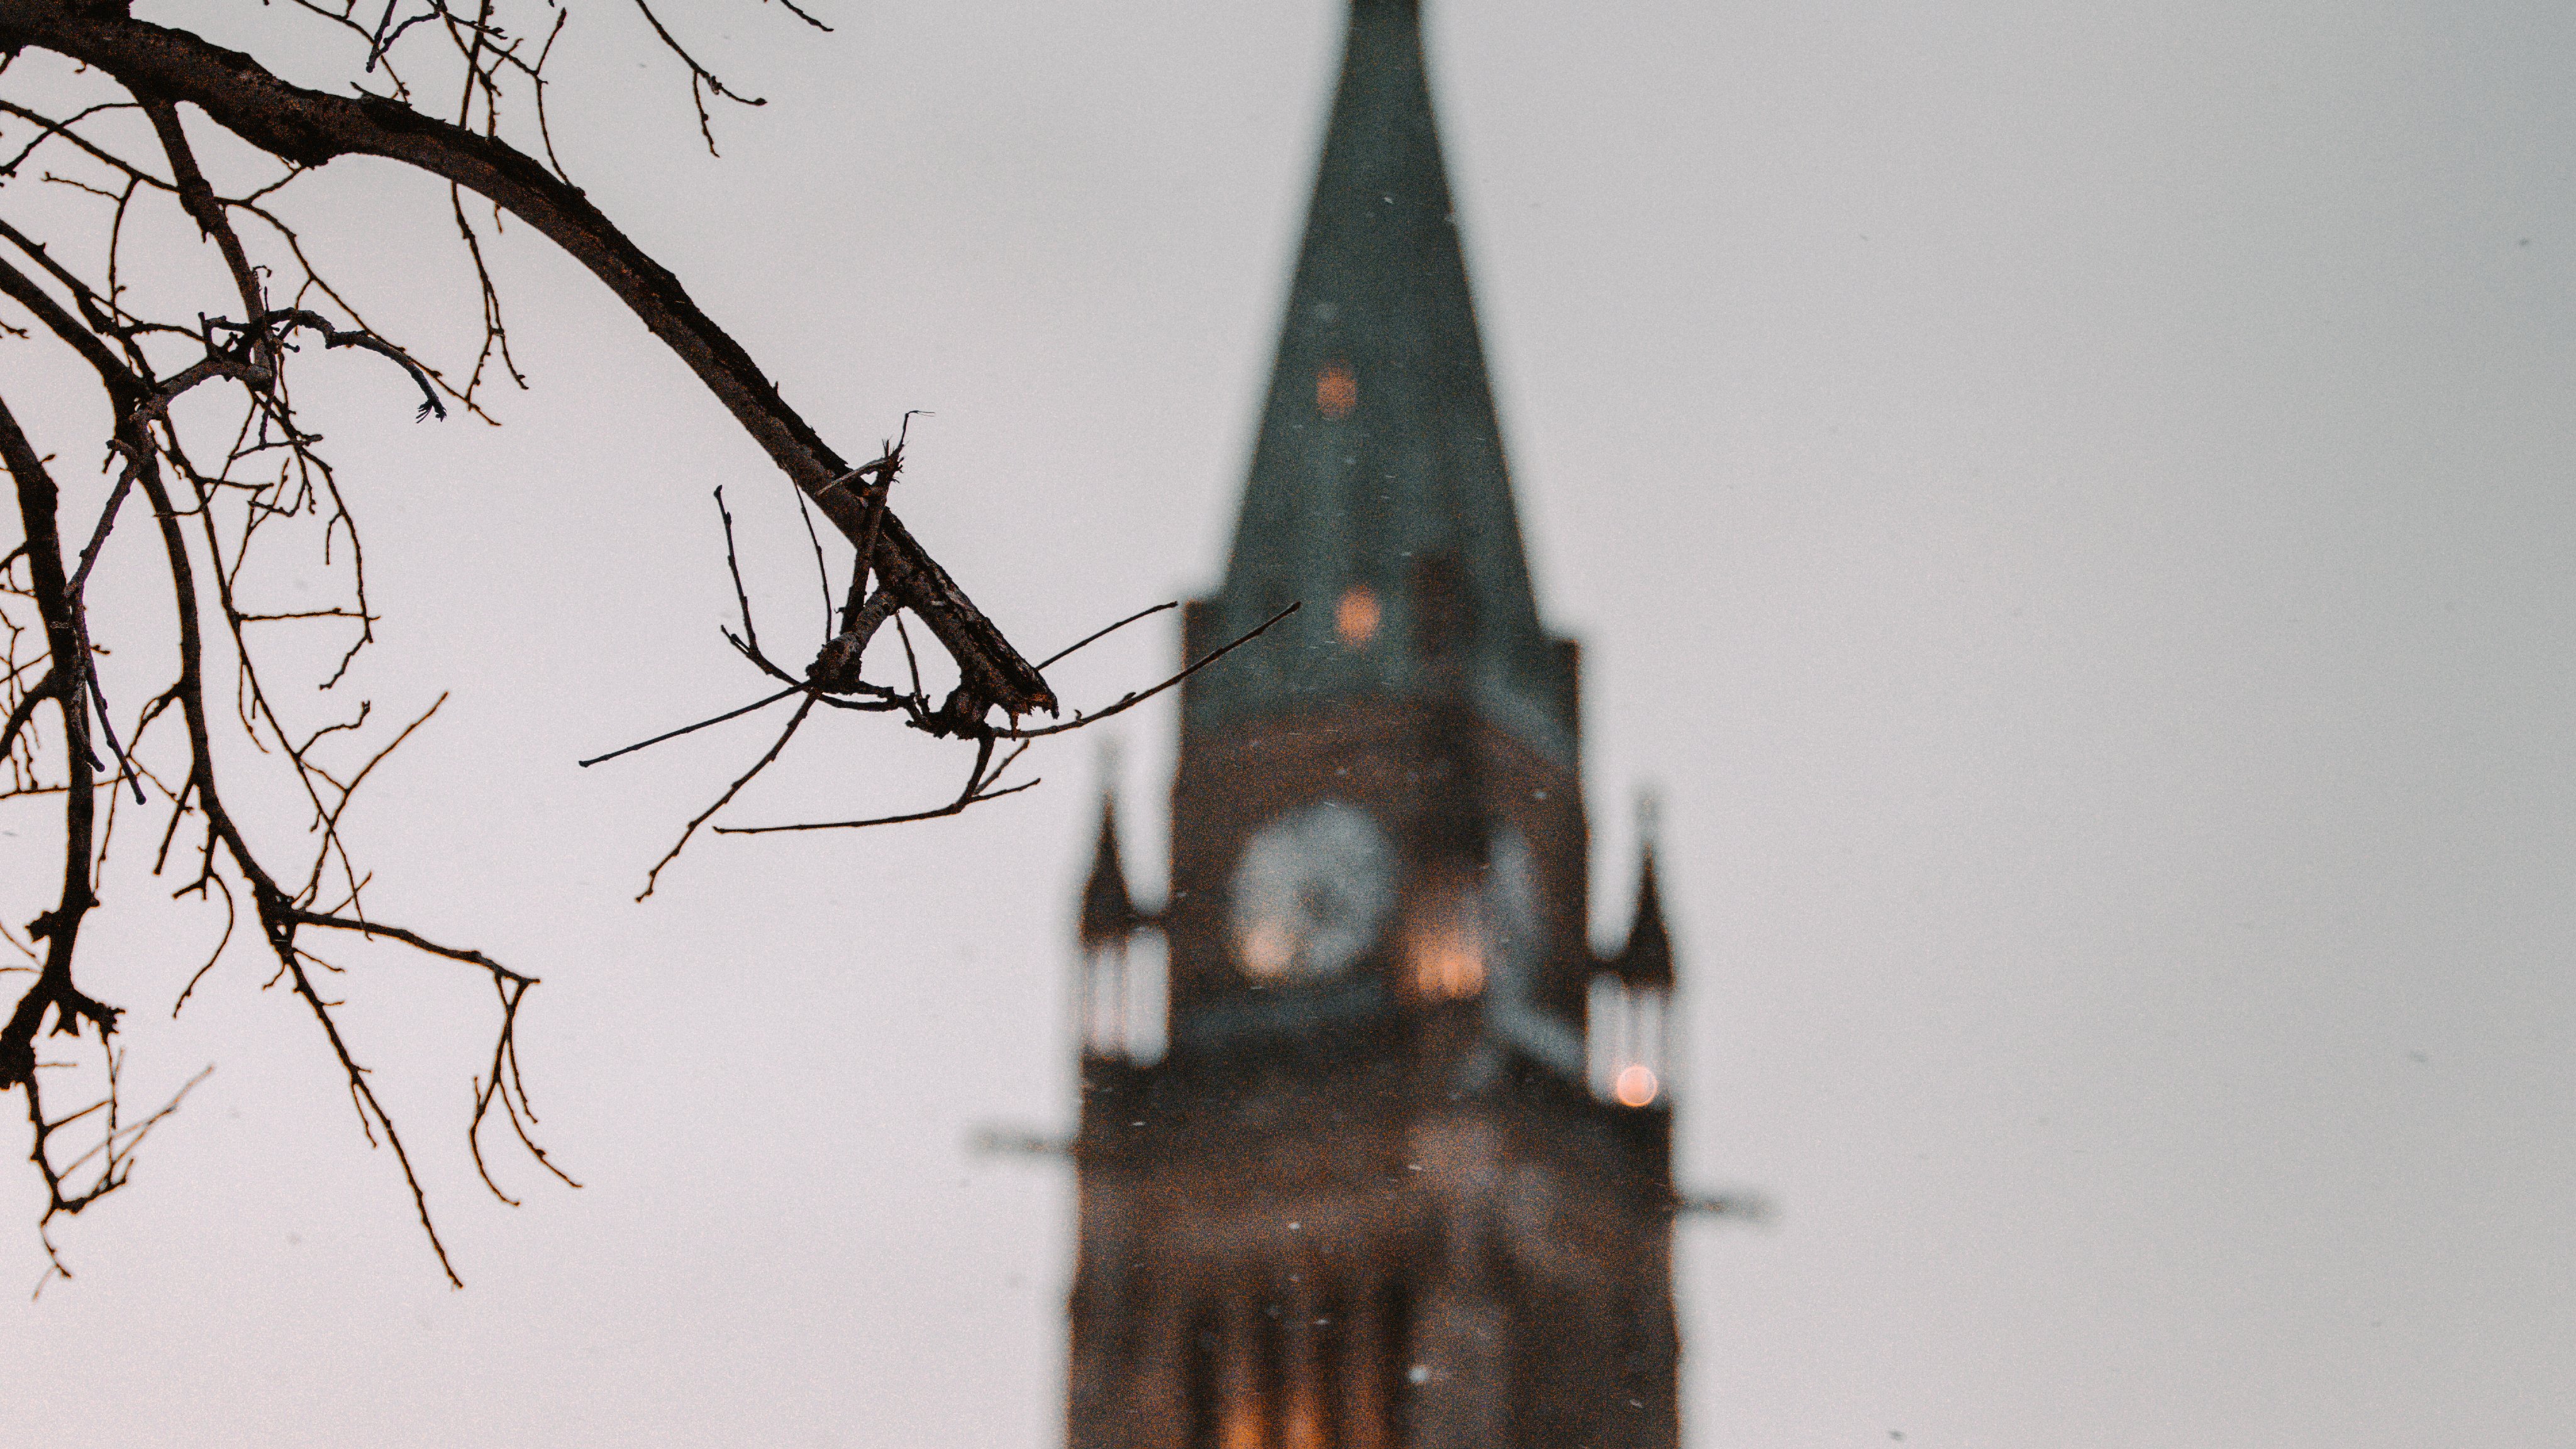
xmin=1230 ymin=802 xmax=1396 ymax=983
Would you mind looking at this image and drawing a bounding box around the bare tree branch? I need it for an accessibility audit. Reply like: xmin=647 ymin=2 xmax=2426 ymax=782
xmin=0 ymin=0 xmax=1301 ymax=1284
xmin=0 ymin=1 xmax=1055 ymax=717
xmin=637 ymin=693 xmax=818 ymax=901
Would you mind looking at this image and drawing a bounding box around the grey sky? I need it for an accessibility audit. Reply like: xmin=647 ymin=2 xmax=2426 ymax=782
xmin=3 ymin=2 xmax=2570 ymax=1446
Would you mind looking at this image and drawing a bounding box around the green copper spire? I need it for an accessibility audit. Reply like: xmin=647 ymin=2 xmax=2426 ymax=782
xmin=1188 ymin=0 xmax=1571 ymax=761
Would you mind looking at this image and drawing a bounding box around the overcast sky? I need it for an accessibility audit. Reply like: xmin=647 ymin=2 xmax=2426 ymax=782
xmin=4 ymin=2 xmax=2572 ymax=1446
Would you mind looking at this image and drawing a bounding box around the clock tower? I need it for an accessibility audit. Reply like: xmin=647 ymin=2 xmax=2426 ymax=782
xmin=1065 ymin=3 xmax=1683 ymax=1446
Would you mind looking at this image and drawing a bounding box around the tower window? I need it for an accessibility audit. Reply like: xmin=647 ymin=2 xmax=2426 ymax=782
xmin=1185 ymin=1308 xmax=1222 ymax=1449
xmin=1080 ymin=940 xmax=1128 ymax=1057
xmin=1079 ymin=927 xmax=1167 ymax=1063
xmin=1335 ymin=584 xmax=1380 ymax=647
xmin=1407 ymin=887 xmax=1487 ymax=1001
xmin=1316 ymin=362 xmax=1357 ymax=419
xmin=1221 ymin=1392 xmax=1267 ymax=1449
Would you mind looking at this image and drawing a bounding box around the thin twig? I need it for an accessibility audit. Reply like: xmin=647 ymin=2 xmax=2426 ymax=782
xmin=718 ymin=737 xmax=1037 ymax=836
xmin=577 ymin=685 xmax=799 ymax=768
xmin=1035 ymin=599 xmax=1177 ymax=672
xmin=636 ymin=693 xmax=818 ymax=900
xmin=994 ymin=602 xmax=1298 ymax=739
xmin=718 ymin=777 xmax=1043 ymax=835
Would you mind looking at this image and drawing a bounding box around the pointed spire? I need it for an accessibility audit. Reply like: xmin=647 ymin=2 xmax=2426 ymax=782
xmin=1614 ymin=801 xmax=1674 ymax=987
xmin=1187 ymin=0 xmax=1568 ymax=760
xmin=1080 ymin=788 xmax=1137 ymax=949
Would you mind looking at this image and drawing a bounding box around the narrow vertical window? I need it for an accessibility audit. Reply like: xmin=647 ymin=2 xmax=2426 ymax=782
xmin=1378 ymin=1273 xmax=1416 ymax=1449
xmin=1079 ymin=926 xmax=1166 ymax=1061
xmin=1316 ymin=362 xmax=1357 ymax=419
xmin=1589 ymin=974 xmax=1672 ymax=1107
xmin=1628 ymin=988 xmax=1668 ymax=1103
xmin=1219 ymin=1294 xmax=1275 ymax=1449
xmin=1406 ymin=883 xmax=1487 ymax=1001
xmin=1082 ymin=939 xmax=1128 ymax=1058
xmin=1186 ymin=1305 xmax=1223 ymax=1449
xmin=1335 ymin=584 xmax=1380 ymax=647
xmin=1335 ymin=1281 xmax=1385 ymax=1449
xmin=1289 ymin=1292 xmax=1341 ymax=1449
xmin=1126 ymin=926 xmax=1170 ymax=1065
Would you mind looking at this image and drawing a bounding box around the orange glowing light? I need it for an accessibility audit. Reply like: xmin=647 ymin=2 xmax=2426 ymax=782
xmin=1613 ymin=1063 xmax=1660 ymax=1108
xmin=1220 ymin=1396 xmax=1268 ymax=1449
xmin=1317 ymin=362 xmax=1357 ymax=419
xmin=1240 ymin=923 xmax=1294 ymax=980
xmin=1282 ymin=1390 xmax=1327 ymax=1449
xmin=1409 ymin=901 xmax=1486 ymax=1001
xmin=1336 ymin=584 xmax=1381 ymax=646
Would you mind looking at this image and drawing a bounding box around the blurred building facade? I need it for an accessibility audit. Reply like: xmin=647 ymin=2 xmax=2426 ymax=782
xmin=1064 ymin=2 xmax=1681 ymax=1445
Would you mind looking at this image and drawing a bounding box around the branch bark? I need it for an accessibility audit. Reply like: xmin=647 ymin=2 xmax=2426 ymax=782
xmin=0 ymin=397 xmax=115 ymax=1096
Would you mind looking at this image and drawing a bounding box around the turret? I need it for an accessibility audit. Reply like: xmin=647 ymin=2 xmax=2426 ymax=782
xmin=1079 ymin=791 xmax=1138 ymax=952
xmin=1076 ymin=787 xmax=1160 ymax=1060
xmin=1591 ymin=810 xmax=1677 ymax=1108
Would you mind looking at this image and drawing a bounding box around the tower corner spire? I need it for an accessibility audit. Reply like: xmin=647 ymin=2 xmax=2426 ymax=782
xmin=1079 ymin=787 xmax=1137 ymax=949
xmin=1614 ymin=808 xmax=1675 ymax=989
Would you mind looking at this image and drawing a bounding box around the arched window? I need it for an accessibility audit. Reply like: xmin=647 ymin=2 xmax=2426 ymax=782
xmin=1080 ymin=925 xmax=1168 ymax=1062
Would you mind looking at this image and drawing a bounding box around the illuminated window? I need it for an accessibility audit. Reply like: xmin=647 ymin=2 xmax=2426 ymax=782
xmin=1408 ymin=889 xmax=1487 ymax=1001
xmin=1220 ymin=1396 xmax=1267 ymax=1449
xmin=1280 ymin=1306 xmax=1329 ymax=1449
xmin=1335 ymin=584 xmax=1380 ymax=647
xmin=1316 ymin=362 xmax=1357 ymax=419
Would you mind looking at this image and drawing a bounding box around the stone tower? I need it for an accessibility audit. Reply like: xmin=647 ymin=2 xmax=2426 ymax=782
xmin=1065 ymin=3 xmax=1681 ymax=1446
